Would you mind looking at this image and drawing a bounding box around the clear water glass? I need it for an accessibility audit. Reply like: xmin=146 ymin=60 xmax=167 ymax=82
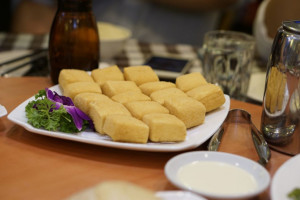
xmin=202 ymin=30 xmax=255 ymax=100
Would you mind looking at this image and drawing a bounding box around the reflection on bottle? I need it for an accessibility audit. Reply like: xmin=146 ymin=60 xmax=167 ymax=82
xmin=261 ymin=66 xmax=299 ymax=155
xmin=264 ymin=66 xmax=287 ymax=114
xmin=261 ymin=66 xmax=297 ymax=145
xmin=289 ymin=80 xmax=300 ymax=122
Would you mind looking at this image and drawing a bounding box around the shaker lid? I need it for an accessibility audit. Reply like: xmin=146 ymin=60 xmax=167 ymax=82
xmin=283 ymin=20 xmax=300 ymax=33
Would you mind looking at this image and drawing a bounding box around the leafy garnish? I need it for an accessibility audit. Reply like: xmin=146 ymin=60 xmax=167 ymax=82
xmin=25 ymin=88 xmax=93 ymax=133
xmin=289 ymin=188 xmax=300 ymax=200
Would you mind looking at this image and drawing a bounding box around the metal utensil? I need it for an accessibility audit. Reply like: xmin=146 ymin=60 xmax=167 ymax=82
xmin=208 ymin=109 xmax=271 ymax=166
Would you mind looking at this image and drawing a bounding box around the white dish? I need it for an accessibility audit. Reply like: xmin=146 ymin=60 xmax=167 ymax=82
xmin=97 ymin=22 xmax=132 ymax=59
xmin=164 ymin=151 xmax=270 ymax=199
xmin=271 ymin=154 xmax=300 ymax=200
xmin=156 ymin=190 xmax=206 ymax=200
xmin=0 ymin=104 xmax=7 ymax=117
xmin=7 ymin=85 xmax=230 ymax=152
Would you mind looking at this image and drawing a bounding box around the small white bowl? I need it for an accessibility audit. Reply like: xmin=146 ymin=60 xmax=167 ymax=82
xmin=165 ymin=151 xmax=270 ymax=199
xmin=97 ymin=22 xmax=132 ymax=59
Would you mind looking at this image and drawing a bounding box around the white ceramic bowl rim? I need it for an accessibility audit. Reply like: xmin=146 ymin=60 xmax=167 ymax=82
xmin=164 ymin=151 xmax=270 ymax=199
xmin=97 ymin=22 xmax=132 ymax=42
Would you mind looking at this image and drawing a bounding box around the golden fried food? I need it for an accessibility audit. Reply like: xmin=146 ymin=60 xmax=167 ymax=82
xmin=139 ymin=81 xmax=175 ymax=96
xmin=150 ymin=87 xmax=187 ymax=105
xmin=143 ymin=113 xmax=186 ymax=142
xmin=111 ymin=91 xmax=151 ymax=104
xmin=91 ymin=65 xmax=124 ymax=87
xmin=124 ymin=65 xmax=159 ymax=86
xmin=101 ymin=80 xmax=141 ymax=97
xmin=58 ymin=69 xmax=94 ymax=91
xmin=74 ymin=92 xmax=112 ymax=115
xmin=164 ymin=96 xmax=206 ymax=128
xmin=89 ymin=101 xmax=131 ymax=134
xmin=124 ymin=100 xmax=169 ymax=120
xmin=186 ymin=83 xmax=225 ymax=112
xmin=176 ymin=72 xmax=207 ymax=92
xmin=63 ymin=81 xmax=101 ymax=100
xmin=103 ymin=115 xmax=149 ymax=143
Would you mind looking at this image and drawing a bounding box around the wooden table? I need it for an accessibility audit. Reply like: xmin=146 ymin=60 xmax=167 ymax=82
xmin=0 ymin=77 xmax=291 ymax=200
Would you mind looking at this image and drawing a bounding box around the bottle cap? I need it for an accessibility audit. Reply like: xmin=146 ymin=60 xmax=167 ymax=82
xmin=283 ymin=20 xmax=300 ymax=34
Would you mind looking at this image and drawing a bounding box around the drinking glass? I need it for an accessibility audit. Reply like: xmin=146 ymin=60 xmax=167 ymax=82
xmin=202 ymin=30 xmax=255 ymax=100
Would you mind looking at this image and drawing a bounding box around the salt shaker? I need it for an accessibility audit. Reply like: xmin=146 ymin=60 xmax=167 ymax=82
xmin=261 ymin=21 xmax=300 ymax=155
xmin=49 ymin=0 xmax=100 ymax=84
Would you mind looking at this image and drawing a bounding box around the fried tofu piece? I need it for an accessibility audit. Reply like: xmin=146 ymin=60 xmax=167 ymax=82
xmin=176 ymin=72 xmax=207 ymax=92
xmin=91 ymin=65 xmax=124 ymax=87
xmin=124 ymin=66 xmax=159 ymax=86
xmin=150 ymin=87 xmax=187 ymax=105
xmin=139 ymin=81 xmax=176 ymax=96
xmin=143 ymin=113 xmax=186 ymax=142
xmin=101 ymin=81 xmax=141 ymax=97
xmin=103 ymin=115 xmax=149 ymax=143
xmin=164 ymin=96 xmax=206 ymax=128
xmin=186 ymin=83 xmax=225 ymax=112
xmin=89 ymin=101 xmax=131 ymax=134
xmin=111 ymin=91 xmax=151 ymax=104
xmin=63 ymin=82 xmax=102 ymax=100
xmin=58 ymin=69 xmax=94 ymax=91
xmin=74 ymin=92 xmax=113 ymax=115
xmin=124 ymin=100 xmax=169 ymax=120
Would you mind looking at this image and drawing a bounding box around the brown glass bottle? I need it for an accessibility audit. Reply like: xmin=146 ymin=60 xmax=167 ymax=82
xmin=49 ymin=0 xmax=99 ymax=84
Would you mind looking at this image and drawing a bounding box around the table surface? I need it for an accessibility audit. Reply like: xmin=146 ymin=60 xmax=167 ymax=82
xmin=0 ymin=77 xmax=291 ymax=200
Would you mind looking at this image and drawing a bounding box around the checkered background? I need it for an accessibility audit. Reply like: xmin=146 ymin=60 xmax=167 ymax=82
xmin=0 ymin=33 xmax=203 ymax=77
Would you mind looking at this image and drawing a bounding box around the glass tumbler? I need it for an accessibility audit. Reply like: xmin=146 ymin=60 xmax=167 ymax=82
xmin=202 ymin=30 xmax=255 ymax=100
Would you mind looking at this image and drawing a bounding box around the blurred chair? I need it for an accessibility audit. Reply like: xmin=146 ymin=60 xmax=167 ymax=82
xmin=0 ymin=1 xmax=12 ymax=32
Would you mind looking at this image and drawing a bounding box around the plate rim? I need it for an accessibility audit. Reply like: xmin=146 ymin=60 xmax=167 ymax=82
xmin=156 ymin=190 xmax=207 ymax=200
xmin=7 ymin=85 xmax=230 ymax=152
xmin=271 ymin=154 xmax=300 ymax=200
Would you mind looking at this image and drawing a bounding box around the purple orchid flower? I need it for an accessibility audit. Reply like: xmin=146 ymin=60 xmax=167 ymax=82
xmin=45 ymin=88 xmax=93 ymax=131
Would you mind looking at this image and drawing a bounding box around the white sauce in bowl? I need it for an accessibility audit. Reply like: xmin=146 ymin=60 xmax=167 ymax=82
xmin=177 ymin=161 xmax=257 ymax=195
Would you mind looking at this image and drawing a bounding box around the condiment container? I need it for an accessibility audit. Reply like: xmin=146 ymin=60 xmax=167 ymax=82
xmin=261 ymin=20 xmax=300 ymax=155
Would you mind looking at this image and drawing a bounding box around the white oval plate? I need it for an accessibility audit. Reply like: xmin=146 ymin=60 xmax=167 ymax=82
xmin=165 ymin=151 xmax=270 ymax=199
xmin=7 ymin=85 xmax=230 ymax=152
xmin=271 ymin=154 xmax=300 ymax=200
